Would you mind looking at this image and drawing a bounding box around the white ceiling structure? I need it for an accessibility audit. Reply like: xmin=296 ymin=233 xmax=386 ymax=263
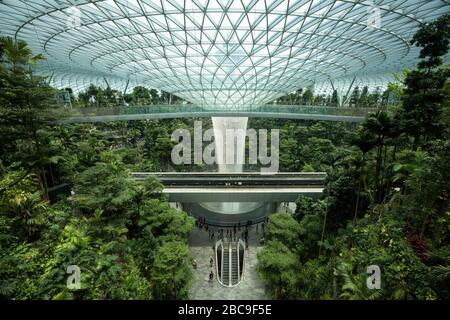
xmin=0 ymin=0 xmax=449 ymax=105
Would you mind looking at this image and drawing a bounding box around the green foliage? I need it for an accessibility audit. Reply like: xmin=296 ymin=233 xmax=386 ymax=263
xmin=411 ymin=14 xmax=450 ymax=69
xmin=297 ymin=259 xmax=333 ymax=299
xmin=76 ymin=84 xmax=187 ymax=108
xmin=0 ymin=37 xmax=59 ymax=199
xmin=257 ymin=240 xmax=299 ymax=299
xmin=73 ymin=155 xmax=135 ymax=215
xmin=0 ymin=242 xmax=41 ymax=299
xmin=149 ymin=240 xmax=193 ymax=300
xmin=1 ymin=15 xmax=449 ymax=301
xmin=257 ymin=15 xmax=450 ymax=300
xmin=296 ymin=199 xmax=325 ymax=259
xmin=132 ymin=231 xmax=158 ymax=277
xmin=138 ymin=199 xmax=194 ymax=241
xmin=337 ymin=262 xmax=381 ymax=300
xmin=428 ymin=245 xmax=450 ymax=295
xmin=265 ymin=213 xmax=304 ymax=251
xmin=0 ymin=37 xmax=199 ymax=301
xmin=6 ymin=191 xmax=47 ymax=239
xmin=399 ymin=14 xmax=450 ymax=141
xmin=249 ymin=119 xmax=358 ymax=172
xmin=294 ymin=195 xmax=316 ymax=219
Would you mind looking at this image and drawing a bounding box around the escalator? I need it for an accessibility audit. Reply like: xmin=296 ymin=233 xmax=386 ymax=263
xmin=215 ymin=239 xmax=245 ymax=287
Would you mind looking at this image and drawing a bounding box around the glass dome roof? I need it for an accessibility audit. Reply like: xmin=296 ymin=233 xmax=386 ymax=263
xmin=1 ymin=0 xmax=449 ymax=105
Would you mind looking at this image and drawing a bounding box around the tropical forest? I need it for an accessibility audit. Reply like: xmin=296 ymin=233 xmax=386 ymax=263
xmin=0 ymin=12 xmax=449 ymax=301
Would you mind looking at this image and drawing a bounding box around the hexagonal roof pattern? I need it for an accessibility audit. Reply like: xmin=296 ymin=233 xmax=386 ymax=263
xmin=1 ymin=0 xmax=449 ymax=105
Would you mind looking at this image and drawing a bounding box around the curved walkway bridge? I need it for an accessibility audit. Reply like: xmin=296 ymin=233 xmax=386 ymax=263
xmin=132 ymin=172 xmax=325 ymax=202
xmin=59 ymin=105 xmax=376 ymax=123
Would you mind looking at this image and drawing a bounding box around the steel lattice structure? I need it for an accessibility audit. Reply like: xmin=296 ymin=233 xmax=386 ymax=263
xmin=0 ymin=0 xmax=449 ymax=105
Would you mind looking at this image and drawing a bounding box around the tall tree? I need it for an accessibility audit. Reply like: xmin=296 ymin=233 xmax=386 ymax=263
xmin=331 ymin=89 xmax=339 ymax=107
xmin=350 ymin=87 xmax=360 ymax=108
xmin=399 ymin=14 xmax=450 ymax=142
xmin=149 ymin=240 xmax=193 ymax=299
xmin=359 ymin=86 xmax=369 ymax=108
xmin=363 ymin=110 xmax=392 ymax=203
xmin=352 ymin=130 xmax=376 ymax=222
xmin=0 ymin=37 xmax=58 ymax=199
xmin=302 ymin=88 xmax=314 ymax=105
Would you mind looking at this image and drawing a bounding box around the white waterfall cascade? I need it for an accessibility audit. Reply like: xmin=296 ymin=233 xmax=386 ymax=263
xmin=200 ymin=117 xmax=260 ymax=214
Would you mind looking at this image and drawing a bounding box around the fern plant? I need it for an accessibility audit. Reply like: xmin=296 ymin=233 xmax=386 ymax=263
xmin=338 ymin=263 xmax=382 ymax=300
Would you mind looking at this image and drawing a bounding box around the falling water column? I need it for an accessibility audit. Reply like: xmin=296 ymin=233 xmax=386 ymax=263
xmin=200 ymin=117 xmax=260 ymax=214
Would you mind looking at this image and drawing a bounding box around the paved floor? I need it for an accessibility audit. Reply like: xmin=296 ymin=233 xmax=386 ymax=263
xmin=188 ymin=225 xmax=269 ymax=300
xmin=189 ymin=246 xmax=268 ymax=300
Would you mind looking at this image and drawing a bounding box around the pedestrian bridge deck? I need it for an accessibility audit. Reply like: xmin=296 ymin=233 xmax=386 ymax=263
xmin=132 ymin=172 xmax=325 ymax=202
xmin=59 ymin=105 xmax=375 ymax=123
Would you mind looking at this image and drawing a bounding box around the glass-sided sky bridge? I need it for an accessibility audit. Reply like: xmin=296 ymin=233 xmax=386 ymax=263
xmin=59 ymin=104 xmax=376 ymax=123
xmin=1 ymin=0 xmax=449 ymax=106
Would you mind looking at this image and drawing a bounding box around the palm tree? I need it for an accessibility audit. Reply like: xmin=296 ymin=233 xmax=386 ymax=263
xmin=318 ymin=151 xmax=350 ymax=257
xmin=352 ymin=130 xmax=376 ymax=223
xmin=363 ymin=110 xmax=392 ymax=203
xmin=430 ymin=265 xmax=450 ymax=283
xmin=0 ymin=36 xmax=43 ymax=72
xmin=428 ymin=246 xmax=450 ymax=283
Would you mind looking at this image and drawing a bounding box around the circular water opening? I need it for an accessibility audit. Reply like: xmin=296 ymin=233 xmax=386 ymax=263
xmin=199 ymin=202 xmax=262 ymax=215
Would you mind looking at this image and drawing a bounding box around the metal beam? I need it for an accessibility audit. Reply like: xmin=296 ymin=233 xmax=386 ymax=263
xmin=342 ymin=76 xmax=357 ymax=107
xmin=163 ymin=187 xmax=324 ymax=202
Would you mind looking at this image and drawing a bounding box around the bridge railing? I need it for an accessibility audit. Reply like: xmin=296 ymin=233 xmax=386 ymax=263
xmin=57 ymin=104 xmax=377 ymax=120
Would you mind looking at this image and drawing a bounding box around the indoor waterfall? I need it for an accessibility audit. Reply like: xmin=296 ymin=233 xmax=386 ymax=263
xmin=200 ymin=117 xmax=260 ymax=215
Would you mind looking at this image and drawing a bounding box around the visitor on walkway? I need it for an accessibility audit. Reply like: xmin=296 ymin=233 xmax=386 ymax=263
xmin=209 ymin=270 xmax=214 ymax=282
xmin=210 ymin=258 xmax=214 ymax=267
